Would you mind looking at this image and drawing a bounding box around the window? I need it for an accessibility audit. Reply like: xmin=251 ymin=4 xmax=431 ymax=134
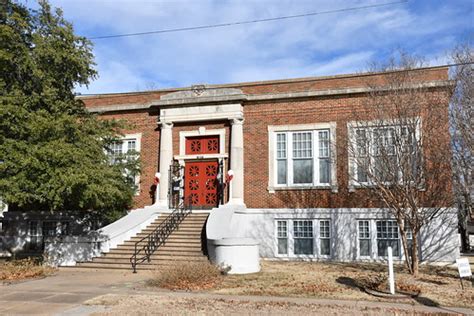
xmin=319 ymin=131 xmax=331 ymax=184
xmin=293 ymin=220 xmax=313 ymax=255
xmin=276 ymin=134 xmax=287 ymax=185
xmin=106 ymin=134 xmax=141 ymax=192
xmin=277 ymin=220 xmax=288 ymax=255
xmin=350 ymin=123 xmax=419 ymax=184
xmin=42 ymin=221 xmax=57 ymax=237
xmin=354 ymin=129 xmax=368 ymax=183
xmin=358 ymin=220 xmax=371 ymax=257
xmin=42 ymin=221 xmax=69 ymax=237
xmin=276 ymin=219 xmax=331 ymax=257
xmin=108 ymin=138 xmax=139 ymax=165
xmin=376 ymin=220 xmax=400 ymax=256
xmin=275 ymin=129 xmax=331 ymax=186
xmin=319 ymin=220 xmax=331 ymax=256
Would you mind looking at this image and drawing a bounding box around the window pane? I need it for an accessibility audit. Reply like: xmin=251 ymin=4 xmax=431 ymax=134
xmin=319 ymin=220 xmax=330 ymax=238
xmin=356 ymin=157 xmax=368 ymax=183
xmin=277 ymin=221 xmax=287 ymax=238
xmin=318 ymin=130 xmax=330 ymax=158
xmin=293 ymin=159 xmax=313 ymax=184
xmin=278 ymin=238 xmax=288 ymax=255
xmin=127 ymin=140 xmax=136 ymax=152
xmin=320 ymin=239 xmax=330 ymax=256
xmin=60 ymin=222 xmax=70 ymax=236
xmin=43 ymin=221 xmax=57 ymax=237
xmin=293 ymin=132 xmax=312 ymax=158
xmin=360 ymin=239 xmax=371 ymax=256
xmin=277 ymin=133 xmax=286 ymax=159
xmin=294 ymin=220 xmax=313 ymax=238
xmin=358 ymin=220 xmax=370 ymax=238
xmin=294 ymin=239 xmax=313 ymax=255
xmin=356 ymin=129 xmax=368 ymax=156
xmin=377 ymin=240 xmax=400 ymax=256
xmin=277 ymin=160 xmax=287 ymax=184
xmin=319 ymin=158 xmax=330 ymax=184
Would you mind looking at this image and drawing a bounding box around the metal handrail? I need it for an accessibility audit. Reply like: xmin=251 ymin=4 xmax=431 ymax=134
xmin=130 ymin=200 xmax=192 ymax=273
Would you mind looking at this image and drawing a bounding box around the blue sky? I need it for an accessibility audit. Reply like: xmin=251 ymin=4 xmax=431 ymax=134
xmin=27 ymin=0 xmax=473 ymax=94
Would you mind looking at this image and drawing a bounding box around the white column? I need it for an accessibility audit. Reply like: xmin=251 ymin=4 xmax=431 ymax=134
xmin=158 ymin=120 xmax=173 ymax=207
xmin=229 ymin=117 xmax=245 ymax=205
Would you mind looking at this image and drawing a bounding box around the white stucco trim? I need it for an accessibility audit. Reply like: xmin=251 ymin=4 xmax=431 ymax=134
xmin=267 ymin=122 xmax=338 ymax=193
xmin=179 ymin=128 xmax=226 ymax=156
xmin=158 ymin=103 xmax=244 ymax=207
xmin=160 ymin=103 xmax=243 ymax=123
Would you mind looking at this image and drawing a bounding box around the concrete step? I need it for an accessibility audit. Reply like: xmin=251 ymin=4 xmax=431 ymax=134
xmin=111 ymin=244 xmax=203 ymax=252
xmin=133 ymin=233 xmax=202 ymax=239
xmin=144 ymin=223 xmax=205 ymax=229
xmin=92 ymin=255 xmax=207 ymax=264
xmin=103 ymin=250 xmax=204 ymax=258
xmin=141 ymin=226 xmax=204 ymax=233
xmin=135 ymin=229 xmax=201 ymax=238
xmin=74 ymin=262 xmax=166 ymax=270
xmin=127 ymin=236 xmax=202 ymax=243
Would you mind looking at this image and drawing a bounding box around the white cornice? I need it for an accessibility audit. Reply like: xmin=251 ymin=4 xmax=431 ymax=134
xmin=86 ymin=80 xmax=452 ymax=114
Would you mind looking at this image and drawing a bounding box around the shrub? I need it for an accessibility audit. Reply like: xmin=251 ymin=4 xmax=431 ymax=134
xmin=148 ymin=261 xmax=222 ymax=290
xmin=0 ymin=258 xmax=55 ymax=281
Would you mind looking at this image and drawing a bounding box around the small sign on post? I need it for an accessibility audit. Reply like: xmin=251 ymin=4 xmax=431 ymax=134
xmin=456 ymin=258 xmax=472 ymax=290
xmin=388 ymin=246 xmax=395 ymax=295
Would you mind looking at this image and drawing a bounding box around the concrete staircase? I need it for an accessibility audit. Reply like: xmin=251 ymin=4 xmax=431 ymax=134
xmin=75 ymin=212 xmax=209 ymax=271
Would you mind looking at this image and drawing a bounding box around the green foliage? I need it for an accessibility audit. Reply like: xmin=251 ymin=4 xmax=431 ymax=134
xmin=0 ymin=0 xmax=139 ymax=221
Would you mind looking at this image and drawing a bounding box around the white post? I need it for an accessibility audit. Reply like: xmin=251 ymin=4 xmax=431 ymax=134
xmin=229 ymin=117 xmax=245 ymax=205
xmin=388 ymin=246 xmax=395 ymax=295
xmin=158 ymin=120 xmax=173 ymax=207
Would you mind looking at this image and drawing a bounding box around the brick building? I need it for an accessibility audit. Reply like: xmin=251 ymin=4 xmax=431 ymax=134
xmin=81 ymin=67 xmax=458 ymax=263
xmin=0 ymin=67 xmax=459 ymax=268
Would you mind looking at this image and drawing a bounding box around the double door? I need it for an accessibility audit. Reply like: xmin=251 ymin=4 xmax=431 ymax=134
xmin=184 ymin=160 xmax=219 ymax=208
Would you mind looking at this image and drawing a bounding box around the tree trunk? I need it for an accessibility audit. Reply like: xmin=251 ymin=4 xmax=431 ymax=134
xmin=411 ymin=230 xmax=419 ymax=277
xmin=399 ymin=228 xmax=413 ymax=274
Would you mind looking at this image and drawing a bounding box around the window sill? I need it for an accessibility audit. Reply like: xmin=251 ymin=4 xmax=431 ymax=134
xmin=268 ymin=185 xmax=338 ymax=193
xmin=348 ymin=184 xmax=426 ymax=192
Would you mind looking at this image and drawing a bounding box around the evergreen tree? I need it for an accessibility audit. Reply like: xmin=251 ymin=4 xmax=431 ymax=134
xmin=0 ymin=0 xmax=139 ymax=224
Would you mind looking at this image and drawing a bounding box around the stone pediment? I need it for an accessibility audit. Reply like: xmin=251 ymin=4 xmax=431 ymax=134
xmin=160 ymin=85 xmax=245 ymax=101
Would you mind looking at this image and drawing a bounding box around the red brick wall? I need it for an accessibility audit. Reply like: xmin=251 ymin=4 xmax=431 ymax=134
xmin=83 ymin=68 xmax=451 ymax=210
xmin=99 ymin=110 xmax=160 ymax=208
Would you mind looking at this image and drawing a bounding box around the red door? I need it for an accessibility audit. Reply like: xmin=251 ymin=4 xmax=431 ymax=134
xmin=184 ymin=160 xmax=218 ymax=208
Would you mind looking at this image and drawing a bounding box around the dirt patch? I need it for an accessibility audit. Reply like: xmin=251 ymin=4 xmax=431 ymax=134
xmin=0 ymin=258 xmax=56 ymax=283
xmin=147 ymin=261 xmax=223 ymax=290
xmin=85 ymin=294 xmax=457 ymax=315
xmin=204 ymin=261 xmax=472 ymax=308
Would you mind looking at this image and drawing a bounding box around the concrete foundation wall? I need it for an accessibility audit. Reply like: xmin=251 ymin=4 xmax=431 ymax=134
xmin=231 ymin=208 xmax=460 ymax=263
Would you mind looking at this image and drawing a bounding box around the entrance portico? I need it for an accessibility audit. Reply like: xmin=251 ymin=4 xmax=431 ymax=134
xmin=154 ymin=88 xmax=246 ymax=208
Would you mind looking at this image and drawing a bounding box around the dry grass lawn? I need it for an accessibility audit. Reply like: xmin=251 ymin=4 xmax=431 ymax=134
xmin=205 ymin=261 xmax=474 ymax=308
xmin=0 ymin=258 xmax=55 ymax=282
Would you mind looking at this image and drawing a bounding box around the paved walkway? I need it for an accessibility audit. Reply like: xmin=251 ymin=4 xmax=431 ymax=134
xmin=0 ymin=269 xmax=472 ymax=315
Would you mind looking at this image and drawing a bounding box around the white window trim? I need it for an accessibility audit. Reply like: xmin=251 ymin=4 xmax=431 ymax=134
xmin=268 ymin=123 xmax=337 ymax=193
xmin=347 ymin=118 xmax=421 ymax=191
xmin=274 ymin=218 xmax=332 ymax=259
xmin=357 ymin=219 xmax=373 ymax=260
xmin=375 ymin=219 xmax=402 ymax=258
xmin=111 ymin=133 xmax=142 ymax=195
xmin=176 ymin=127 xmax=227 ymax=160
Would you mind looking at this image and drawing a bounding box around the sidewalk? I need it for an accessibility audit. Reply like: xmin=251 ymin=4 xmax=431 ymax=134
xmin=0 ymin=269 xmax=472 ymax=315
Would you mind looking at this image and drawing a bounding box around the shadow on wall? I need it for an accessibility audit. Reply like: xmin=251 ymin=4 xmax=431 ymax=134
xmin=420 ymin=210 xmax=460 ymax=263
xmin=237 ymin=208 xmax=371 ymax=261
